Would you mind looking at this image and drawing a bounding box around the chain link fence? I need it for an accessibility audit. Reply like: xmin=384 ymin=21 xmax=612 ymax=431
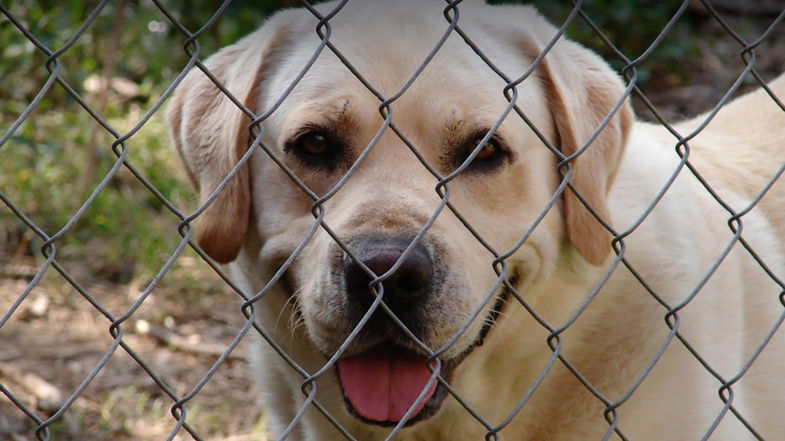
xmin=1 ymin=1 xmax=785 ymax=440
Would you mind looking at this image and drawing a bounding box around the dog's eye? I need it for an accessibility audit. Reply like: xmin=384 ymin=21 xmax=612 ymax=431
xmin=299 ymin=132 xmax=330 ymax=156
xmin=474 ymin=138 xmax=501 ymax=162
xmin=293 ymin=131 xmax=333 ymax=157
xmin=454 ymin=132 xmax=509 ymax=173
xmin=285 ymin=128 xmax=345 ymax=170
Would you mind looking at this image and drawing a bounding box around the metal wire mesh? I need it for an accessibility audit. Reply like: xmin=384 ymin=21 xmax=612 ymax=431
xmin=1 ymin=1 xmax=784 ymax=440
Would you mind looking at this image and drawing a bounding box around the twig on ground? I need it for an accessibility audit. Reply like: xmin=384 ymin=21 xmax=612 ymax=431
xmin=0 ymin=361 xmax=64 ymax=413
xmin=135 ymin=320 xmax=243 ymax=360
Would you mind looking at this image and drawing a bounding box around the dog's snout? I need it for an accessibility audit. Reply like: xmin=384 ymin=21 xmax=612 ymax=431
xmin=344 ymin=239 xmax=433 ymax=314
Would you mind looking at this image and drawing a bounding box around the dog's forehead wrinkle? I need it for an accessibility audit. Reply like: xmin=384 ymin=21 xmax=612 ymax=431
xmin=334 ymin=98 xmax=351 ymax=119
xmin=444 ymin=110 xmax=466 ymax=133
xmin=275 ymin=94 xmax=377 ymax=149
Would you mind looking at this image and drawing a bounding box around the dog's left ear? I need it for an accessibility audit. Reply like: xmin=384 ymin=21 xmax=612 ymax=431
xmin=516 ymin=12 xmax=633 ymax=266
xmin=166 ymin=17 xmax=292 ymax=263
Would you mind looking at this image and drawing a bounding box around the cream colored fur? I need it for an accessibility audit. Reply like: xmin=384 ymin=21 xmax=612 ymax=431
xmin=166 ymin=1 xmax=785 ymax=440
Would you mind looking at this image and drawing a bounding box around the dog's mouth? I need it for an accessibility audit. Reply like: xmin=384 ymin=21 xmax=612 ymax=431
xmin=336 ymin=343 xmax=453 ymax=427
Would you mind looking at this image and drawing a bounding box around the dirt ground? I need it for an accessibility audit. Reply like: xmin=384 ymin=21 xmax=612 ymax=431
xmin=0 ymin=253 xmax=268 ymax=441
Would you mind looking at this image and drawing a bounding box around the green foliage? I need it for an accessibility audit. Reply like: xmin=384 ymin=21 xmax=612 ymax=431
xmin=0 ymin=1 xmax=296 ymax=281
xmin=1 ymin=105 xmax=186 ymax=281
xmin=1 ymin=0 xmax=294 ymax=112
xmin=496 ymin=0 xmax=702 ymax=84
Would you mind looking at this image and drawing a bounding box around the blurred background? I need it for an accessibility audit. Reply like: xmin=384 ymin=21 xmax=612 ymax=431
xmin=1 ymin=1 xmax=783 ymax=440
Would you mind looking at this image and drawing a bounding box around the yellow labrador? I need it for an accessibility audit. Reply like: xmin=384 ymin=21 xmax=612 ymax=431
xmin=166 ymin=1 xmax=785 ymax=439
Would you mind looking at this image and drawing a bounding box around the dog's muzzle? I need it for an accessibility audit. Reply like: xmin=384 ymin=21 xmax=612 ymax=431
xmin=335 ymin=235 xmax=448 ymax=426
xmin=331 ymin=235 xmax=511 ymax=427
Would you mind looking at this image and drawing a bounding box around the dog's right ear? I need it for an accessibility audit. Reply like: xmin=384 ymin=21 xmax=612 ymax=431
xmin=166 ymin=18 xmax=292 ymax=264
xmin=510 ymin=7 xmax=633 ymax=266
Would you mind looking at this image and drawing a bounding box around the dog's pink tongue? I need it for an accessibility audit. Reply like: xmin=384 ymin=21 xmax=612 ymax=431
xmin=338 ymin=350 xmax=436 ymax=423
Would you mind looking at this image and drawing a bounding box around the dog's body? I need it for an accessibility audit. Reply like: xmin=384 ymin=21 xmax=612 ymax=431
xmin=167 ymin=1 xmax=785 ymax=440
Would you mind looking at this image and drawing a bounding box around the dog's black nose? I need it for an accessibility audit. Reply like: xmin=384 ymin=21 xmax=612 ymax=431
xmin=344 ymin=238 xmax=433 ymax=315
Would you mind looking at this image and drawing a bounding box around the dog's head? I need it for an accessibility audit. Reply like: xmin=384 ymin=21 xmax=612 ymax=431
xmin=167 ymin=0 xmax=631 ymax=430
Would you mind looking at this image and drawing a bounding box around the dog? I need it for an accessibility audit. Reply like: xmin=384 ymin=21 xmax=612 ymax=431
xmin=166 ymin=1 xmax=785 ymax=439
